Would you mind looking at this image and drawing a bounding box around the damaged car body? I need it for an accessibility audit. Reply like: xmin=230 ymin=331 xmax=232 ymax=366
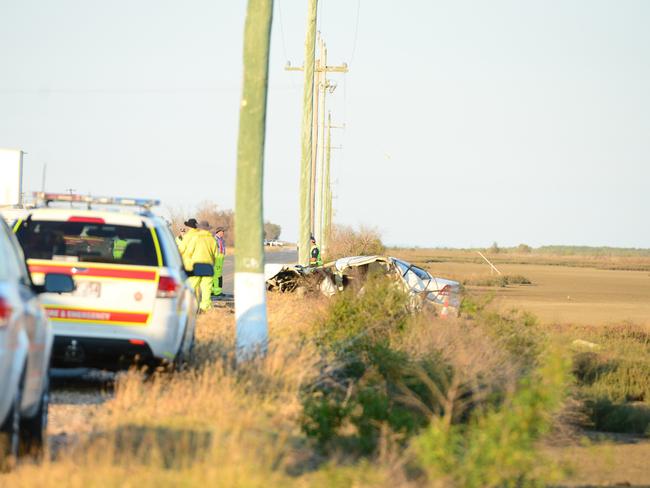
xmin=265 ymin=255 xmax=461 ymax=315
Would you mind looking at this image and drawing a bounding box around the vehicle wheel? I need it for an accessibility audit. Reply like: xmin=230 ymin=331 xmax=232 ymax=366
xmin=186 ymin=333 xmax=196 ymax=364
xmin=0 ymin=385 xmax=22 ymax=472
xmin=19 ymin=376 xmax=49 ymax=459
xmin=173 ymin=324 xmax=195 ymax=372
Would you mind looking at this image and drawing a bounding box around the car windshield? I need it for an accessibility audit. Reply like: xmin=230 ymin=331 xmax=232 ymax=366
xmin=16 ymin=219 xmax=158 ymax=266
xmin=410 ymin=265 xmax=431 ymax=282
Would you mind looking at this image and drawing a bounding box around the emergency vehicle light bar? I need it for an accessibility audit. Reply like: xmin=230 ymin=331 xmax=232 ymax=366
xmin=35 ymin=192 xmax=160 ymax=209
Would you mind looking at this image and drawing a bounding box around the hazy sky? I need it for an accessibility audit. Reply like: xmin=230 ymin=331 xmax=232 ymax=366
xmin=1 ymin=0 xmax=648 ymax=248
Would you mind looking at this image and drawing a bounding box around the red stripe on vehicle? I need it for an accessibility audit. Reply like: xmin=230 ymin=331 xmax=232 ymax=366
xmin=29 ymin=264 xmax=156 ymax=281
xmin=45 ymin=307 xmax=149 ymax=324
xmin=68 ymin=216 xmax=106 ymax=224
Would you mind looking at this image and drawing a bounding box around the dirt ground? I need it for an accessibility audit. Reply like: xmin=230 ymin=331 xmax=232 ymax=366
xmin=420 ymin=261 xmax=650 ymax=327
xmin=543 ymin=433 xmax=650 ymax=487
xmin=41 ymin=253 xmax=650 ymax=486
xmin=408 ymin=250 xmax=650 ymax=486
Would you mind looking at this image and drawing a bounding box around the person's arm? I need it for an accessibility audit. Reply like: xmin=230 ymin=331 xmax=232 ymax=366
xmin=212 ymin=238 xmax=219 ymax=262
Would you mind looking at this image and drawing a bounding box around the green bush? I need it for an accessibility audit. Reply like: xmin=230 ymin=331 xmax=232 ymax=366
xmin=303 ymin=278 xmax=456 ymax=454
xmin=463 ymin=274 xmax=532 ymax=287
xmin=585 ymin=398 xmax=650 ymax=434
xmin=572 ymin=340 xmax=650 ymax=434
xmin=414 ymin=350 xmax=570 ymax=487
xmin=302 ymin=282 xmax=551 ymax=460
xmin=462 ymin=296 xmax=543 ymax=372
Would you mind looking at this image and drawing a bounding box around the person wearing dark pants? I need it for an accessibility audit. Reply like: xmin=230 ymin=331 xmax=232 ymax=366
xmin=212 ymin=227 xmax=226 ymax=296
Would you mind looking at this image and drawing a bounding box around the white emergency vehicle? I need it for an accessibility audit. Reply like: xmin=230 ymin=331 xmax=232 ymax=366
xmin=13 ymin=193 xmax=212 ymax=370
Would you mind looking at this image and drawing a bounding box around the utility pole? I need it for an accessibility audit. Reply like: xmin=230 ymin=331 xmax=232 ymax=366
xmin=322 ymin=113 xmax=344 ymax=257
xmin=65 ymin=188 xmax=76 ymax=208
xmin=296 ymin=0 xmax=318 ymax=266
xmin=321 ymin=113 xmax=332 ymax=255
xmin=41 ymin=163 xmax=47 ymax=193
xmin=310 ymin=33 xmax=323 ymax=235
xmin=234 ymin=0 xmax=273 ymax=360
xmin=286 ymin=26 xmax=347 ymax=263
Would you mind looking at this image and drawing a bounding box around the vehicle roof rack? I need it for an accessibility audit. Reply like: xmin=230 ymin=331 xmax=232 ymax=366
xmin=34 ymin=192 xmax=160 ymax=210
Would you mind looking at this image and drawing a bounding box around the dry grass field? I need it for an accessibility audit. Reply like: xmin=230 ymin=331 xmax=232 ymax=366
xmin=397 ymin=248 xmax=650 ymax=326
xmin=2 ymin=247 xmax=648 ymax=487
xmin=395 ymin=248 xmax=650 ymax=486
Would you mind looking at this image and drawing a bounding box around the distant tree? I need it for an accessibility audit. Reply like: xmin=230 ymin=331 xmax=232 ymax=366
xmin=327 ymin=225 xmax=385 ymax=260
xmin=167 ymin=201 xmax=284 ymax=247
xmin=195 ymin=201 xmax=235 ymax=246
xmin=489 ymin=241 xmax=500 ymax=254
xmin=517 ymin=243 xmax=532 ymax=254
xmin=264 ymin=222 xmax=282 ymax=240
xmin=166 ymin=205 xmax=189 ymax=238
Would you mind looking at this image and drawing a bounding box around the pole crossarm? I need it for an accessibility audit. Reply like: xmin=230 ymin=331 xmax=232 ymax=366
xmin=285 ymin=64 xmax=349 ymax=74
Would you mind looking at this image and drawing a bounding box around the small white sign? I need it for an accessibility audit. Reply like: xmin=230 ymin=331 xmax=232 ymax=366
xmin=0 ymin=148 xmax=23 ymax=206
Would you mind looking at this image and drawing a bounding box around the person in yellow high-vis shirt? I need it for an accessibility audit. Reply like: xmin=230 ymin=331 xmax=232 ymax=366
xmin=309 ymin=236 xmax=322 ymax=267
xmin=177 ymin=219 xmax=198 ymax=271
xmin=212 ymin=227 xmax=226 ymax=297
xmin=113 ymin=236 xmax=128 ymax=260
xmin=184 ymin=220 xmax=218 ymax=312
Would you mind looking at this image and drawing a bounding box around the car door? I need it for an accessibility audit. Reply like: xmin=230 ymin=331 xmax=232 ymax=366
xmin=156 ymin=224 xmax=196 ymax=356
xmin=3 ymin=223 xmax=50 ymax=413
xmin=0 ymin=221 xmax=30 ymax=425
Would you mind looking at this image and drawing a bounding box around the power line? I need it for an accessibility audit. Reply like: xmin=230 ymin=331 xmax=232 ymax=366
xmin=0 ymin=85 xmax=300 ymax=95
xmin=320 ymin=0 xmax=326 ymax=37
xmin=277 ymin=0 xmax=289 ymax=63
xmin=349 ymin=0 xmax=361 ymax=66
xmin=317 ymin=0 xmax=323 ymax=32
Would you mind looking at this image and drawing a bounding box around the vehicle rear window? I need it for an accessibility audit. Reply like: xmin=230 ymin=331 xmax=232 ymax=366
xmin=16 ymin=220 xmax=159 ymax=267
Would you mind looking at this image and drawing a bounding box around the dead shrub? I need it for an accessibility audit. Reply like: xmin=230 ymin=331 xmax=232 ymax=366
xmin=195 ymin=201 xmax=235 ymax=246
xmin=326 ymin=225 xmax=385 ymax=261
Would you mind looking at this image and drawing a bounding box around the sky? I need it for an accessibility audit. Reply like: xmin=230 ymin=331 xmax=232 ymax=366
xmin=1 ymin=0 xmax=649 ymax=248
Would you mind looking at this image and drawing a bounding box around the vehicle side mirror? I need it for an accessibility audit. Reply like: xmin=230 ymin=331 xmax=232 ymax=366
xmin=43 ymin=273 xmax=75 ymax=294
xmin=188 ymin=263 xmax=213 ymax=277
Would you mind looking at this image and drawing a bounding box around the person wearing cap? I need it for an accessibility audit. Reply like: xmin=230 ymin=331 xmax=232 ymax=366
xmin=177 ymin=218 xmax=198 ymax=262
xmin=211 ymin=227 xmax=226 ymax=297
xmin=183 ymin=220 xmax=218 ymax=312
xmin=309 ymin=235 xmax=322 ymax=267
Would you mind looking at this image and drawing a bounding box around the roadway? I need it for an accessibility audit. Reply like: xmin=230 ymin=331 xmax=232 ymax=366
xmin=220 ymin=248 xmax=298 ymax=296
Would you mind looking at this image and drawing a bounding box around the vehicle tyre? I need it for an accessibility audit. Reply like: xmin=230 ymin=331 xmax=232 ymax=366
xmin=185 ymin=332 xmax=196 ymax=366
xmin=19 ymin=376 xmax=49 ymax=459
xmin=0 ymin=383 xmax=22 ymax=472
xmin=173 ymin=322 xmax=195 ymax=372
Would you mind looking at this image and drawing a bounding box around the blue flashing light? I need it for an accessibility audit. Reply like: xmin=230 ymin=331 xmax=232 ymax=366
xmin=35 ymin=192 xmax=160 ymax=208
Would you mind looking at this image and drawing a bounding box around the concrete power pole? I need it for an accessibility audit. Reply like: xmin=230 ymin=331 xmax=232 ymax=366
xmin=287 ymin=10 xmax=347 ymax=264
xmin=322 ymin=113 xmax=344 ymax=256
xmin=321 ymin=113 xmax=332 ymax=255
xmin=310 ymin=33 xmax=323 ymax=234
xmin=234 ymin=0 xmax=273 ymax=359
xmin=298 ymin=0 xmax=318 ymax=266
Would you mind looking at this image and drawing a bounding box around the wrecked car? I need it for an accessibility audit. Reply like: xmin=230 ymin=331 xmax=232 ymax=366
xmin=265 ymin=255 xmax=461 ymax=315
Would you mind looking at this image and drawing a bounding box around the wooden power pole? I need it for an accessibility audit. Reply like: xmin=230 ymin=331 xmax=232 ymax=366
xmin=234 ymin=0 xmax=273 ymax=359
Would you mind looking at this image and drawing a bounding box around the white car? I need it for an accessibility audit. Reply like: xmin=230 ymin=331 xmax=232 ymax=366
xmin=0 ymin=218 xmax=73 ymax=468
xmin=13 ymin=194 xmax=211 ymax=371
xmin=264 ymin=239 xmax=283 ymax=247
xmin=266 ymin=255 xmax=462 ymax=313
